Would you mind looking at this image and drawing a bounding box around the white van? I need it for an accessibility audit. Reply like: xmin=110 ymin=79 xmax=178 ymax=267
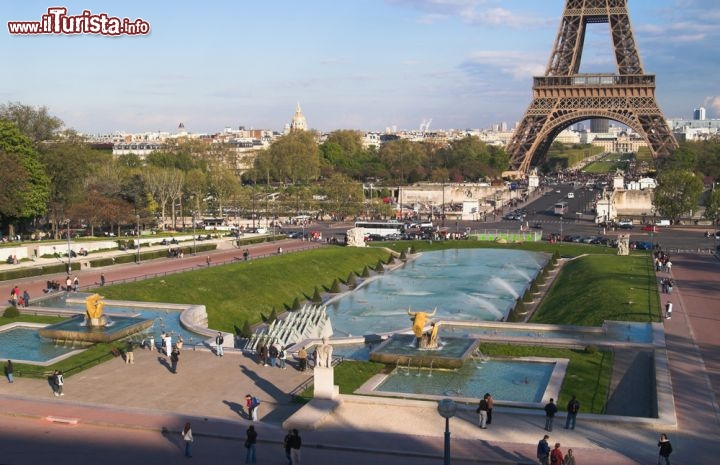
xmin=655 ymin=219 xmax=671 ymax=227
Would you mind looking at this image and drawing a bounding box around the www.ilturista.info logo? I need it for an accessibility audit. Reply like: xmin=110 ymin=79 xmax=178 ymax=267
xmin=7 ymin=7 xmax=150 ymax=36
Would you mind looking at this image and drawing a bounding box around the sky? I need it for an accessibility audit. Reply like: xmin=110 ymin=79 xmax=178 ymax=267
xmin=2 ymin=0 xmax=720 ymax=135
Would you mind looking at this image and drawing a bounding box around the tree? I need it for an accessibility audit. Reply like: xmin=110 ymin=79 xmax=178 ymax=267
xmin=705 ymin=187 xmax=720 ymax=226
xmin=0 ymin=102 xmax=63 ymax=143
xmin=0 ymin=120 xmax=50 ymax=235
xmin=269 ymin=131 xmax=320 ymax=184
xmin=653 ymin=170 xmax=704 ymax=222
xmin=322 ymin=173 xmax=363 ymax=220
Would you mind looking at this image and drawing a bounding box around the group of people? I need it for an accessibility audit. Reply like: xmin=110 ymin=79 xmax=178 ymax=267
xmin=536 ymin=435 xmax=575 ymax=465
xmin=542 ymin=396 xmax=579 ymax=432
xmin=8 ymin=285 xmax=29 ymax=307
xmin=257 ymin=342 xmax=288 ymax=369
xmin=654 ymin=251 xmax=672 ymax=273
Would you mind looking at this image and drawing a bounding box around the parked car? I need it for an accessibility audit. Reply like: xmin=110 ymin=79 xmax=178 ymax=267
xmin=655 ymin=219 xmax=671 ymax=227
xmin=641 ymin=225 xmax=659 ymax=232
xmin=617 ymin=219 xmax=633 ymax=229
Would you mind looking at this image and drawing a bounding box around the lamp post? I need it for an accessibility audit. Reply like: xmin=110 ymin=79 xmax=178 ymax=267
xmin=136 ymin=214 xmax=141 ymax=264
xmin=66 ymin=217 xmax=71 ymax=273
xmin=437 ymin=398 xmax=457 ymax=465
xmin=192 ymin=212 xmax=197 ymax=255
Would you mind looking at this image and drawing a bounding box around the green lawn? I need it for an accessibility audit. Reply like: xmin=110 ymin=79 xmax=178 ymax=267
xmin=98 ymin=247 xmax=390 ymax=332
xmin=478 ymin=343 xmax=612 ymax=414
xmin=532 ymin=254 xmax=660 ymax=326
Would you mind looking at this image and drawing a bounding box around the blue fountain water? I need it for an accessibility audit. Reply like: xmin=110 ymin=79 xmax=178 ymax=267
xmin=326 ymin=249 xmax=544 ymax=336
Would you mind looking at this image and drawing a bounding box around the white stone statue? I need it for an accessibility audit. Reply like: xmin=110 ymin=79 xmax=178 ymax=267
xmin=316 ymin=337 xmax=333 ymax=368
xmin=346 ymin=228 xmax=366 ymax=247
xmin=617 ymin=235 xmax=630 ymax=256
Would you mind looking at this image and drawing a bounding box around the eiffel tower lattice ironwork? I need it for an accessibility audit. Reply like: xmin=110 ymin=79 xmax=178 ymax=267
xmin=507 ymin=0 xmax=678 ymax=174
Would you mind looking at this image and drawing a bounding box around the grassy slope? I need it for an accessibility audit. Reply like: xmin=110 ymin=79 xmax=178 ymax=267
xmin=532 ymin=254 xmax=660 ymax=326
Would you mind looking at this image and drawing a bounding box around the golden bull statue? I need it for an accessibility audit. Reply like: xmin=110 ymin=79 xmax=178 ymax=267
xmin=408 ymin=307 xmax=438 ymax=348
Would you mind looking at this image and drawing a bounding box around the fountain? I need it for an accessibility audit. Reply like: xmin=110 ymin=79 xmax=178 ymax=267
xmin=38 ymin=294 xmax=153 ymax=344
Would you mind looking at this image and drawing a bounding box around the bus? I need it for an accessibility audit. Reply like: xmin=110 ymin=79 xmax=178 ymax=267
xmin=354 ymin=221 xmax=403 ymax=238
xmin=553 ymin=202 xmax=568 ymax=216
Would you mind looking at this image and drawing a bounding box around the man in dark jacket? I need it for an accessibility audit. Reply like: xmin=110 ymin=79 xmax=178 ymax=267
xmin=544 ymin=398 xmax=558 ymax=431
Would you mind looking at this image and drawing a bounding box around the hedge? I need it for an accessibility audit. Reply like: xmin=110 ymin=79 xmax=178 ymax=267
xmin=0 ymin=262 xmax=80 ymax=282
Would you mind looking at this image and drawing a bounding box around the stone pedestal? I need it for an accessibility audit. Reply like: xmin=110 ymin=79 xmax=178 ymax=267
xmin=313 ymin=366 xmax=339 ymax=399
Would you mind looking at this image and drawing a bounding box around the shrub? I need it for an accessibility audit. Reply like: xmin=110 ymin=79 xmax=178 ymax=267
xmin=386 ymin=255 xmax=395 ymax=265
xmin=399 ymin=250 xmax=407 ymax=260
xmin=530 ymin=281 xmax=539 ymax=293
xmin=3 ymin=306 xmax=20 ymax=317
xmin=410 ymin=245 xmax=416 ymax=254
xmin=346 ymin=272 xmax=357 ymax=289
xmin=312 ymin=286 xmax=322 ymax=303
xmin=268 ymin=307 xmax=278 ymax=324
xmin=375 ymin=260 xmax=384 ymax=273
xmin=329 ymin=279 xmax=341 ymax=293
xmin=522 ymin=289 xmax=533 ymax=303
xmin=585 ymin=344 xmax=598 ymax=354
xmin=291 ymin=297 xmax=301 ymax=311
xmin=552 ymin=250 xmax=560 ymax=264
xmin=361 ymin=265 xmax=370 ymax=278
xmin=241 ymin=320 xmax=253 ymax=338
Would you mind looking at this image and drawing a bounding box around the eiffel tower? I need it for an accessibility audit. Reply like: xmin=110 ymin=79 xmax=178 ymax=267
xmin=507 ymin=0 xmax=678 ymax=174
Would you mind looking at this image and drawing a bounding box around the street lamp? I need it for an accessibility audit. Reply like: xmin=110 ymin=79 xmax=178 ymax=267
xmin=192 ymin=212 xmax=197 ymax=255
xmin=437 ymin=398 xmax=457 ymax=465
xmin=66 ymin=217 xmax=71 ymax=273
xmin=136 ymin=214 xmax=141 ymax=264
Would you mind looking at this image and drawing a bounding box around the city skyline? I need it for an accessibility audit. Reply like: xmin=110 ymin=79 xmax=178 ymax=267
xmin=3 ymin=0 xmax=720 ymax=134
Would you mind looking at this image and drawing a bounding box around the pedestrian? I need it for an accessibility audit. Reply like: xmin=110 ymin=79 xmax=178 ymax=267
xmin=486 ymin=392 xmax=494 ymax=425
xmin=564 ymin=395 xmax=580 ymax=430
xmin=657 ymin=433 xmax=672 ymax=465
xmin=170 ymin=346 xmax=180 ymax=373
xmin=278 ymin=346 xmax=287 ymax=369
xmin=297 ymin=346 xmax=307 ymax=372
xmin=181 ymin=422 xmax=193 ymax=458
xmin=665 ymin=302 xmax=673 ymax=320
xmin=563 ymin=448 xmax=576 ymax=465
xmin=53 ymin=370 xmax=64 ymax=396
xmin=4 ymin=360 xmax=13 ymax=383
xmin=288 ymin=428 xmax=302 ymax=465
xmin=100 ymin=273 xmax=106 ymax=286
xmin=550 ymin=443 xmax=563 ymax=465
xmin=165 ymin=333 xmax=172 ymax=357
xmin=148 ymin=334 xmax=155 ymax=351
xmin=269 ymin=343 xmax=279 ymax=367
xmin=245 ymin=394 xmax=260 ymax=421
xmin=536 ymin=435 xmax=551 ymax=465
xmin=215 ymin=332 xmax=224 ymax=357
xmin=476 ymin=394 xmax=489 ymax=428
xmin=259 ymin=344 xmax=268 ymax=366
xmin=283 ymin=430 xmax=293 ymax=465
xmin=22 ymin=290 xmax=30 ymax=307
xmin=544 ymin=398 xmax=557 ymax=431
xmin=245 ymin=425 xmax=257 ymax=464
xmin=65 ymin=275 xmax=72 ymax=293
xmin=206 ymin=255 xmax=211 ymax=267
xmin=73 ymin=275 xmax=79 ymax=292
xmin=125 ymin=340 xmax=135 ymax=364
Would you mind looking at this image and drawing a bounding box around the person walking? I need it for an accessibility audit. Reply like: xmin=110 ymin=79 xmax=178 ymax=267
xmin=4 ymin=360 xmax=14 ymax=383
xmin=283 ymin=430 xmax=293 ymax=465
xmin=100 ymin=273 xmax=106 ymax=286
xmin=181 ymin=422 xmax=194 ymax=458
xmin=170 ymin=346 xmax=180 ymax=373
xmin=53 ymin=370 xmax=64 ymax=396
xmin=665 ymin=302 xmax=673 ymax=320
xmin=563 ymin=448 xmax=576 ymax=465
xmin=486 ymin=392 xmax=494 ymax=425
xmin=125 ymin=340 xmax=135 ymax=365
xmin=544 ymin=398 xmax=557 ymax=431
xmin=288 ymin=429 xmax=302 ymax=465
xmin=245 ymin=425 xmax=257 ymax=464
xmin=657 ymin=433 xmax=673 ymax=465
xmin=72 ymin=275 xmax=79 ymax=292
xmin=476 ymin=394 xmax=489 ymax=428
xmin=22 ymin=290 xmax=30 ymax=307
xmin=269 ymin=343 xmax=279 ymax=367
xmin=245 ymin=394 xmax=260 ymax=421
xmin=215 ymin=332 xmax=224 ymax=357
xmin=564 ymin=395 xmax=580 ymax=429
xmin=536 ymin=435 xmax=551 ymax=465
xmin=278 ymin=346 xmax=287 ymax=369
xmin=550 ymin=443 xmax=563 ymax=465
xmin=297 ymin=346 xmax=307 ymax=372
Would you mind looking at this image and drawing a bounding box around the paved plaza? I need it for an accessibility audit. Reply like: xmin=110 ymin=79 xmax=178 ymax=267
xmin=0 ymin=240 xmax=719 ymax=465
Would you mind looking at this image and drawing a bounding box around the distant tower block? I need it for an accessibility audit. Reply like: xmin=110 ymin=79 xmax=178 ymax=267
xmin=507 ymin=0 xmax=678 ymax=174
xmin=590 ymin=118 xmax=609 ymax=134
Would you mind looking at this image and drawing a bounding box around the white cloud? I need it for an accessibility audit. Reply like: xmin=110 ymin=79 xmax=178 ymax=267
xmin=703 ymin=96 xmax=720 ymax=116
xmin=462 ymin=50 xmax=545 ymax=80
xmin=386 ymin=0 xmax=550 ymax=28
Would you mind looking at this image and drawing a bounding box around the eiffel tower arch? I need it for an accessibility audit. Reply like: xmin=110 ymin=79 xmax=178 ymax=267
xmin=507 ymin=0 xmax=678 ymax=174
